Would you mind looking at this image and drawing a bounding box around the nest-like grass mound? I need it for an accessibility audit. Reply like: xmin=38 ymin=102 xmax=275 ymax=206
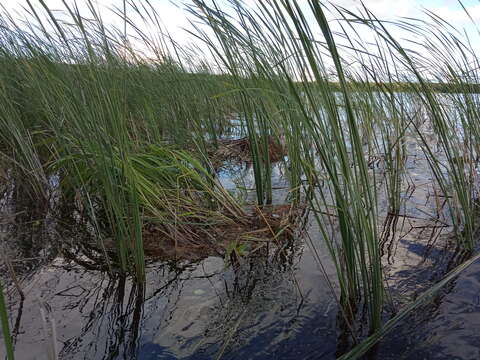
xmin=140 ymin=203 xmax=306 ymax=261
xmin=210 ymin=136 xmax=286 ymax=166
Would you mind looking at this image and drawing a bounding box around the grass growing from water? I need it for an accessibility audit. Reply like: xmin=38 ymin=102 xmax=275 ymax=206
xmin=1 ymin=0 xmax=480 ymax=358
xmin=0 ymin=0 xmax=250 ymax=281
xmin=191 ymin=0 xmax=386 ymax=333
xmin=190 ymin=0 xmax=480 ymax=347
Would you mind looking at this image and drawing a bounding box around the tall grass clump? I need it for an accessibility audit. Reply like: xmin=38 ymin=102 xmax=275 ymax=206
xmin=190 ymin=0 xmax=480 ymax=340
xmin=341 ymin=5 xmax=480 ymax=252
xmin=0 ymin=0 xmax=245 ymax=281
xmin=190 ymin=0 xmax=385 ymax=332
xmin=1 ymin=0 xmax=480 ymax=355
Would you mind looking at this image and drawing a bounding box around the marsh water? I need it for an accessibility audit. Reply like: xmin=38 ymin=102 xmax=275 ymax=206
xmin=2 ymin=113 xmax=480 ymax=359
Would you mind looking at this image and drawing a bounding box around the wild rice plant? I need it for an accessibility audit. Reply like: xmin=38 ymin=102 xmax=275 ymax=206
xmin=190 ymin=0 xmax=480 ymax=340
xmin=1 ymin=0 xmax=480 ymax=355
xmin=342 ymin=5 xmax=479 ymax=251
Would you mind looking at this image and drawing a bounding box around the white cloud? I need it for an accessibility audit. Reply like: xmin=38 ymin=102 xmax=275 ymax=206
xmin=427 ymin=4 xmax=480 ymax=23
xmin=1 ymin=0 xmax=479 ymax=67
xmin=331 ymin=0 xmax=418 ymax=18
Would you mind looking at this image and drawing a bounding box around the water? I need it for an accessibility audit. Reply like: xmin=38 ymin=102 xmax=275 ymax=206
xmin=2 ymin=225 xmax=341 ymax=360
xmin=377 ymin=248 xmax=480 ymax=360
xmin=2 ymin=104 xmax=480 ymax=359
xmin=3 ymin=213 xmax=479 ymax=360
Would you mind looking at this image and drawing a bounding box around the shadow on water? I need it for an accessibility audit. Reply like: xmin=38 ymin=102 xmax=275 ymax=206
xmin=2 ymin=193 xmax=480 ymax=359
xmin=0 ymin=204 xmax=342 ymax=360
xmin=373 ymin=246 xmax=480 ymax=360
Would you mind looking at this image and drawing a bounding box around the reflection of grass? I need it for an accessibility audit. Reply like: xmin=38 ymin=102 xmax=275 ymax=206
xmin=0 ymin=279 xmax=14 ymax=360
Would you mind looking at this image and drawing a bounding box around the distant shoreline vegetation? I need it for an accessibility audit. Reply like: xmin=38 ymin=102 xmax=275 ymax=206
xmin=321 ymin=81 xmax=480 ymax=93
xmin=6 ymin=56 xmax=480 ymax=95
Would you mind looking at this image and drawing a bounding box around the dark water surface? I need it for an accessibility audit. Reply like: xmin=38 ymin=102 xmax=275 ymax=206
xmin=2 ymin=120 xmax=480 ymax=359
xmin=2 ymin=205 xmax=480 ymax=360
xmin=2 ymin=227 xmax=341 ymax=360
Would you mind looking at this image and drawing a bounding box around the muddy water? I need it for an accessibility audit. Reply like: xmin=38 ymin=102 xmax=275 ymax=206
xmin=2 ymin=112 xmax=480 ymax=359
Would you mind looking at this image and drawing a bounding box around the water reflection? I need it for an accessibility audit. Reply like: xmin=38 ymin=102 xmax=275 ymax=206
xmin=4 ymin=237 xmax=340 ymax=360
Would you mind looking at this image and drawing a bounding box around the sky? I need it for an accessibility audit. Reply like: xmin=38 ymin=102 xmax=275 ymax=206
xmin=3 ymin=0 xmax=480 ymax=39
xmin=2 ymin=0 xmax=480 ymax=67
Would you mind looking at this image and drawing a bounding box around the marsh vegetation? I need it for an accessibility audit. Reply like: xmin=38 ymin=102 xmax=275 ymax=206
xmin=1 ymin=0 xmax=480 ymax=359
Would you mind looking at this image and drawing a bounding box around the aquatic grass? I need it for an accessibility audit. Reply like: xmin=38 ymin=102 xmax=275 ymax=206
xmin=0 ymin=54 xmax=50 ymax=204
xmin=190 ymin=0 xmax=385 ymax=332
xmin=189 ymin=4 xmax=276 ymax=205
xmin=0 ymin=0 xmax=245 ymax=281
xmin=1 ymin=0 xmax=480 ymax=356
xmin=189 ymin=0 xmax=480 ymax=342
xmin=341 ymin=5 xmax=480 ymax=251
xmin=0 ymin=279 xmax=14 ymax=360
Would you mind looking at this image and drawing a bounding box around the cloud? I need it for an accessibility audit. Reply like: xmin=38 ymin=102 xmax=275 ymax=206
xmin=328 ymin=0 xmax=418 ymax=18
xmin=426 ymin=4 xmax=480 ymax=24
xmin=2 ymin=0 xmax=479 ymax=64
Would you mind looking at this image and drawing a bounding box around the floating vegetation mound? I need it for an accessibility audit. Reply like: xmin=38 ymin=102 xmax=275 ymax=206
xmin=52 ymin=143 xmax=306 ymax=265
xmin=141 ymin=203 xmax=306 ymax=261
xmin=211 ymin=136 xmax=287 ymax=165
